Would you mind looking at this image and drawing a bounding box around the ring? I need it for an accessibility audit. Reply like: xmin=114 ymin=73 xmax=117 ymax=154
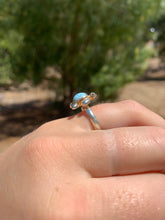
xmin=70 ymin=92 xmax=101 ymax=130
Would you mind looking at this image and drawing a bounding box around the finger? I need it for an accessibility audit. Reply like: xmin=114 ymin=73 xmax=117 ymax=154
xmin=82 ymin=173 xmax=165 ymax=220
xmin=61 ymin=126 xmax=165 ymax=177
xmin=37 ymin=100 xmax=165 ymax=136
xmin=83 ymin=100 xmax=165 ymax=130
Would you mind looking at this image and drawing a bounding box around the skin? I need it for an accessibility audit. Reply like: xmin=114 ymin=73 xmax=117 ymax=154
xmin=0 ymin=100 xmax=165 ymax=220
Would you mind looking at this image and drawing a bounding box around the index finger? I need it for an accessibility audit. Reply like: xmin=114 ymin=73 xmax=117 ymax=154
xmin=36 ymin=100 xmax=165 ymax=136
xmin=89 ymin=100 xmax=165 ymax=129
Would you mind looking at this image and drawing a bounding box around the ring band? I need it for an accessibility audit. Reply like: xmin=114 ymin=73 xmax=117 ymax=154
xmin=82 ymin=106 xmax=101 ymax=130
xmin=70 ymin=92 xmax=101 ymax=130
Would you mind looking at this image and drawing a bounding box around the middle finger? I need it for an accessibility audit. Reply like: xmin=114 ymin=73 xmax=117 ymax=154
xmin=62 ymin=126 xmax=165 ymax=177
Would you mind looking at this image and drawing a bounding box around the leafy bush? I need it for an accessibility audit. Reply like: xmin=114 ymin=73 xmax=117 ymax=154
xmin=0 ymin=0 xmax=162 ymax=99
xmin=154 ymin=15 xmax=165 ymax=58
xmin=0 ymin=0 xmax=22 ymax=83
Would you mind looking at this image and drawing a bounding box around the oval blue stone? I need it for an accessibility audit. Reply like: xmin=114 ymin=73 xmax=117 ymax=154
xmin=73 ymin=92 xmax=87 ymax=102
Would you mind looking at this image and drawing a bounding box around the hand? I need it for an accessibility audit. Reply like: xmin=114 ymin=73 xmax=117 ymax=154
xmin=0 ymin=100 xmax=165 ymax=220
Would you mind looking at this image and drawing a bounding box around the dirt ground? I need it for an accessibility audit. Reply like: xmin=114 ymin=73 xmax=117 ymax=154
xmin=118 ymin=80 xmax=165 ymax=117
xmin=0 ymin=100 xmax=61 ymax=152
xmin=0 ymin=137 xmax=20 ymax=153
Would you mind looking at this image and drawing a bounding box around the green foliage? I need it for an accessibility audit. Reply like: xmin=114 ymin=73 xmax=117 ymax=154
xmin=0 ymin=0 xmax=21 ymax=83
xmin=147 ymin=0 xmax=165 ymax=59
xmin=153 ymin=15 xmax=165 ymax=58
xmin=0 ymin=0 xmax=163 ymax=99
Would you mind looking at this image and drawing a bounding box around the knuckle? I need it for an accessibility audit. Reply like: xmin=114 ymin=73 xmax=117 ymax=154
xmin=27 ymin=137 xmax=49 ymax=154
xmin=121 ymin=99 xmax=144 ymax=112
xmin=22 ymin=136 xmax=55 ymax=166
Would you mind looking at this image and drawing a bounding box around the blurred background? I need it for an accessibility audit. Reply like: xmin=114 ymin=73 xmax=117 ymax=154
xmin=0 ymin=0 xmax=165 ymax=152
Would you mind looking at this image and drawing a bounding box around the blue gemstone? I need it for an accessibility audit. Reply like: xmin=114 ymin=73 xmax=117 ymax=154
xmin=73 ymin=92 xmax=87 ymax=102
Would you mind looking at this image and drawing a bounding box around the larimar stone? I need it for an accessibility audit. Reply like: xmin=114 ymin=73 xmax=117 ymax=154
xmin=73 ymin=92 xmax=87 ymax=102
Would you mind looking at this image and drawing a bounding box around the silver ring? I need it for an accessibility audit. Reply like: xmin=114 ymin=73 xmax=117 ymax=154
xmin=70 ymin=92 xmax=101 ymax=130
